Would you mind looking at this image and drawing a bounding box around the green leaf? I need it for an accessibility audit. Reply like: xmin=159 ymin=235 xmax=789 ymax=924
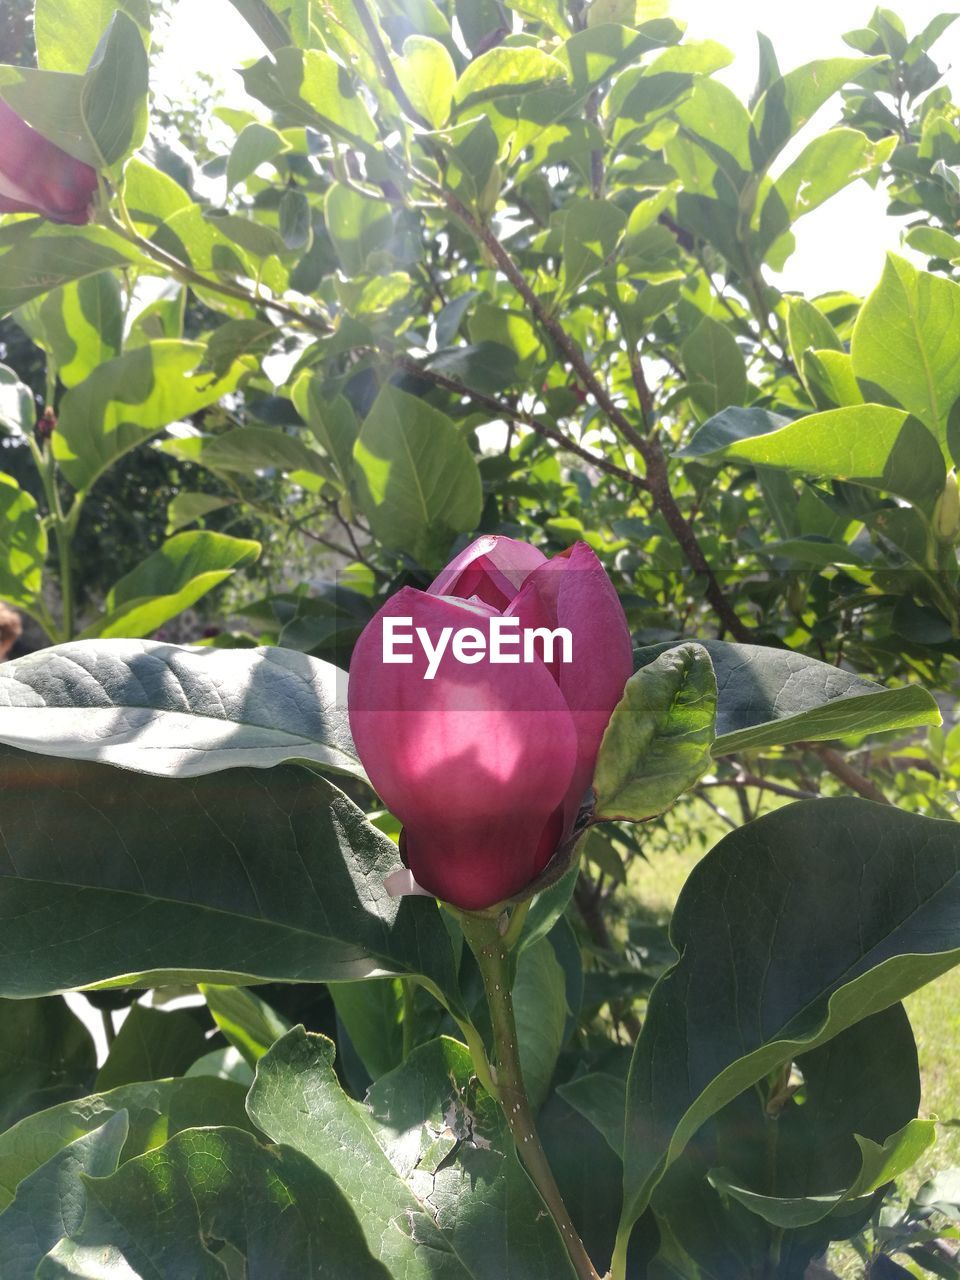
xmin=161 ymin=426 xmax=329 ymax=476
xmin=324 ymin=181 xmax=394 ymax=276
xmin=654 ymin=1002 xmax=924 ymax=1272
xmin=241 ymin=48 xmax=377 ymax=144
xmin=0 ymin=748 xmax=461 ymax=1002
xmin=513 ymin=937 xmax=568 ymax=1111
xmin=453 ymin=46 xmax=569 ymax=112
xmin=619 ymin=798 xmax=960 ymax=1240
xmin=34 ymin=0 xmax=150 ymax=73
xmin=291 ymin=378 xmax=358 ymax=489
xmin=200 ymin=318 xmax=279 ymax=379
xmin=0 ymin=67 xmax=95 ymax=167
xmin=328 ymin=979 xmax=403 ymax=1081
xmin=165 ymin=492 xmax=236 ymax=534
xmin=353 ymin=385 xmax=484 ymax=566
xmin=0 ymin=365 xmax=35 ymax=437
xmin=226 ymin=121 xmax=290 ymax=190
xmin=36 ymin=273 xmax=123 ymax=389
xmin=0 ymin=224 xmax=145 ymax=320
xmin=468 ymin=304 xmax=544 ymax=376
xmin=0 ymin=998 xmax=95 ymax=1130
xmin=0 ymin=474 xmax=47 ymax=611
xmin=557 ymin=1072 xmax=627 ymax=1158
xmin=0 ymin=1076 xmax=252 ymax=1212
xmin=395 ymin=35 xmax=456 ymax=128
xmin=52 ymin=340 xmax=251 ymax=493
xmin=680 ymin=403 xmax=946 ymax=508
xmin=80 ymin=11 xmax=150 ymax=168
xmin=0 ymin=1111 xmax=128 ymax=1280
xmin=248 ymin=1028 xmax=578 ymax=1278
xmin=852 ymin=253 xmax=960 ymax=456
xmin=201 ymin=985 xmax=289 ymax=1066
xmin=593 ymin=644 xmax=717 ymax=822
xmin=710 ymin=1119 xmax=936 ymax=1229
xmin=785 ymin=296 xmax=843 ymax=375
xmin=561 ymin=196 xmax=628 ymax=295
xmin=681 ymin=316 xmax=748 ymax=417
xmin=79 ymin=530 xmax=261 ymax=640
xmin=279 ymin=186 xmax=311 ymax=250
xmin=424 ymin=342 xmax=520 ymax=393
xmin=249 ymin=1029 xmax=466 ymax=1279
xmin=762 ymin=130 xmax=895 ymax=244
xmin=0 ymin=639 xmax=364 ymax=781
xmin=632 ymin=639 xmax=941 ymax=754
xmin=37 ymin=1126 xmax=390 ymax=1279
xmin=750 ymin=57 xmax=884 ymax=172
xmin=95 ymin=1005 xmax=207 ymax=1091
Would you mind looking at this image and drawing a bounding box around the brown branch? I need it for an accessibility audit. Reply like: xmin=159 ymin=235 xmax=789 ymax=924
xmin=437 ymin=189 xmax=750 ymax=640
xmin=700 ymin=774 xmax=820 ymax=802
xmin=353 ymin=0 xmax=431 ymax=130
xmin=394 ymin=355 xmax=650 ymax=494
xmin=807 ymin=745 xmax=891 ymax=806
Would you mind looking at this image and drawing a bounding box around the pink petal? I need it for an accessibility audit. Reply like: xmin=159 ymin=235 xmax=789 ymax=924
xmin=427 ymin=535 xmax=547 ymax=609
xmin=349 ymin=587 xmax=578 ymax=909
xmin=509 ymin=543 xmax=632 ymax=829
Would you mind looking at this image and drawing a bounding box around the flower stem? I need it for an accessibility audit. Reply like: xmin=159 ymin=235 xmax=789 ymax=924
xmin=460 ymin=912 xmax=602 ymax=1280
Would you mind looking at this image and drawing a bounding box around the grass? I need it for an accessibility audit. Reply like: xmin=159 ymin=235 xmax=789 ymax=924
xmin=621 ymin=794 xmax=960 ymax=1275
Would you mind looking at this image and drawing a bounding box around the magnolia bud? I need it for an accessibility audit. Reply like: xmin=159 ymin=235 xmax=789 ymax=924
xmin=934 ymin=470 xmax=960 ymax=543
xmin=35 ymin=407 xmax=57 ymax=442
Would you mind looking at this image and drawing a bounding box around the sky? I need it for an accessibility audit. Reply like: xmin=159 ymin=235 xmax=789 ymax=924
xmin=152 ymin=0 xmax=960 ymax=300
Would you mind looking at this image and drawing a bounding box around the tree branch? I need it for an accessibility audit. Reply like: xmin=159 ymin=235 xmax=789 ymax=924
xmin=394 ymin=355 xmax=650 ymax=494
xmin=437 ymin=189 xmax=751 ymax=640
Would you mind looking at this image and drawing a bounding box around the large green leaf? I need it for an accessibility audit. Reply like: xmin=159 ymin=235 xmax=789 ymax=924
xmin=561 ymin=197 xmax=627 ymax=295
xmin=0 ymin=998 xmax=96 ymax=1131
xmin=653 ymin=1003 xmax=926 ymax=1273
xmin=513 ymin=937 xmax=567 ymax=1112
xmin=680 ymin=315 xmax=748 ymax=417
xmin=34 ymin=273 xmax=124 ymax=389
xmin=0 ymin=12 xmax=149 ymax=170
xmin=679 ymin=403 xmax=946 ymax=508
xmin=851 ymin=253 xmax=960 ymax=457
xmin=291 ymin=378 xmax=358 ymax=489
xmin=0 ymin=1076 xmax=252 ymax=1212
xmin=34 ymin=0 xmax=150 ymax=73
xmin=241 ymin=47 xmax=377 ymax=144
xmin=248 ymin=1028 xmax=578 ymax=1279
xmin=79 ymin=531 xmax=261 ymax=640
xmin=750 ymin=56 xmax=883 ymax=172
xmin=353 ymin=385 xmax=484 ymax=565
xmin=453 ymin=46 xmax=568 ymax=112
xmin=0 ymin=639 xmax=364 ymax=781
xmin=0 ymin=749 xmax=461 ymax=1004
xmin=395 ymin=35 xmax=456 ymax=128
xmin=617 ymin=798 xmax=960 ymax=1252
xmin=36 ymin=1126 xmax=390 ymax=1279
xmin=593 ymin=644 xmax=717 ymax=821
xmin=0 ymin=224 xmax=145 ymax=320
xmin=80 ymin=11 xmax=150 ymax=168
xmin=95 ymin=1005 xmax=207 ymax=1091
xmin=160 ymin=426 xmax=329 ymax=476
xmin=53 ymin=341 xmax=251 ymax=492
xmin=201 ymin=984 xmax=290 ymax=1066
xmin=0 ymin=1111 xmax=128 ymax=1280
xmin=632 ymin=639 xmax=940 ymax=754
xmin=0 ymin=475 xmax=47 ymax=611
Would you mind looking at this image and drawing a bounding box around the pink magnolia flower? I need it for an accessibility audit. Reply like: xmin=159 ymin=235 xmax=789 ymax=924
xmin=348 ymin=536 xmax=633 ymax=910
xmin=0 ymin=101 xmax=98 ymax=225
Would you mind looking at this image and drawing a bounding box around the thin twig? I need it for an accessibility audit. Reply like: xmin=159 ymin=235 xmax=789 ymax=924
xmin=394 ymin=355 xmax=650 ymax=493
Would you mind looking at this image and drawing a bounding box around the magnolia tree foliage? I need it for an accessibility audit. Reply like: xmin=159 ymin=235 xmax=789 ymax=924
xmin=0 ymin=1 xmax=960 ymax=1277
